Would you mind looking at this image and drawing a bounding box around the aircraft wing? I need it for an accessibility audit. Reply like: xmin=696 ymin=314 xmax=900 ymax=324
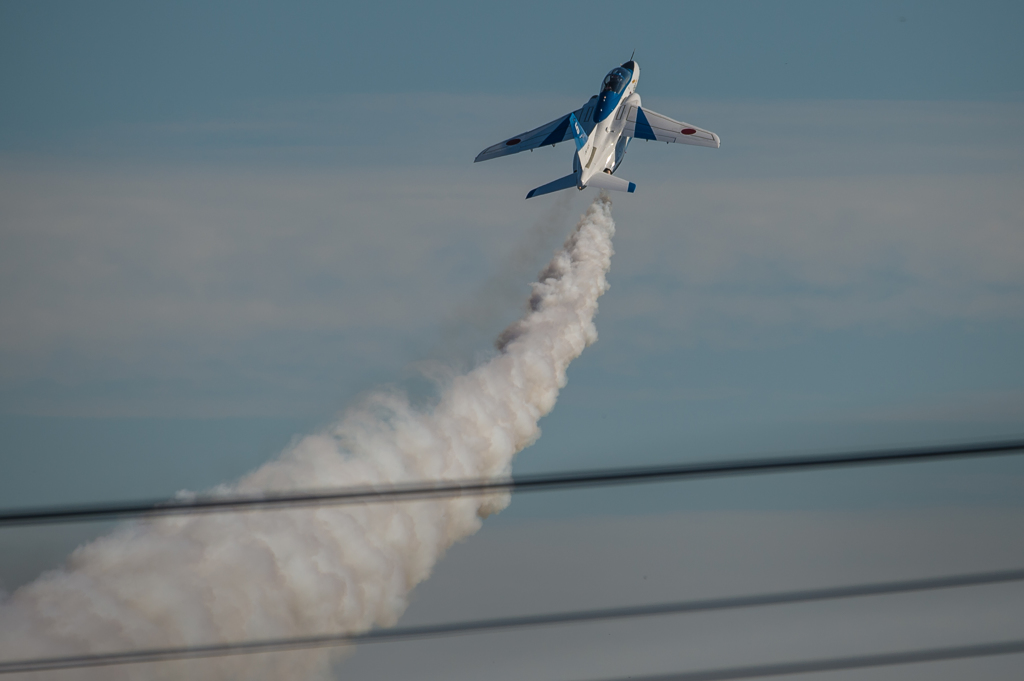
xmin=624 ymin=106 xmax=720 ymax=148
xmin=475 ymin=97 xmax=598 ymax=162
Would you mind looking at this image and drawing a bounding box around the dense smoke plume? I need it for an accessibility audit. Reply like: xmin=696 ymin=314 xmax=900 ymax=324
xmin=0 ymin=195 xmax=616 ymax=680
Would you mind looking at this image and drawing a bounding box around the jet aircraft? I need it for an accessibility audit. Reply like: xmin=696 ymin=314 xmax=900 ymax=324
xmin=475 ymin=59 xmax=720 ymax=199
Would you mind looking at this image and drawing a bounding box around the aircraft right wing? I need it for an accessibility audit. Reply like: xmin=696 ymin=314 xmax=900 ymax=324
xmin=475 ymin=96 xmax=598 ymax=162
xmin=623 ymin=106 xmax=720 ymax=148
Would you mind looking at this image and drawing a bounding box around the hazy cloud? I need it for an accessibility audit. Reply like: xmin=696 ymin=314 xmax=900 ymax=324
xmin=1 ymin=97 xmax=1021 ymax=418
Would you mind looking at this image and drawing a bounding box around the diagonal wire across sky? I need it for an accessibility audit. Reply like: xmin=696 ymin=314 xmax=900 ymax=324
xmin=1 ymin=566 xmax=1021 ymax=674
xmin=1 ymin=438 xmax=1021 ymax=526
xmin=0 ymin=439 xmax=1022 ymax=674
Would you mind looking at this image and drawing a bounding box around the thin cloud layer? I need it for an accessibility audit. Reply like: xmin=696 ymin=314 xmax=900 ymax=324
xmin=0 ymin=98 xmax=1022 ymax=418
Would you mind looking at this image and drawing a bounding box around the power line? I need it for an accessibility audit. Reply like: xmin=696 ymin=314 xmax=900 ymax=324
xmin=1 ymin=438 xmax=1022 ymax=527
xmin=585 ymin=640 xmax=1024 ymax=681
xmin=1 ymin=566 xmax=1021 ymax=674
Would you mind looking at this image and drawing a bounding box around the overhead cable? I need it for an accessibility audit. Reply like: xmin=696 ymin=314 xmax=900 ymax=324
xmin=1 ymin=438 xmax=1022 ymax=527
xmin=583 ymin=639 xmax=1024 ymax=681
xmin=1 ymin=566 xmax=1021 ymax=674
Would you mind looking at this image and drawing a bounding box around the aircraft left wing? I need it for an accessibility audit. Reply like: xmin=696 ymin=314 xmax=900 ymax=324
xmin=475 ymin=97 xmax=598 ymax=162
xmin=624 ymin=106 xmax=720 ymax=148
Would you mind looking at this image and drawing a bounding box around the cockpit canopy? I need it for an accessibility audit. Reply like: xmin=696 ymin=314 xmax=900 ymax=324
xmin=601 ymin=67 xmax=631 ymax=94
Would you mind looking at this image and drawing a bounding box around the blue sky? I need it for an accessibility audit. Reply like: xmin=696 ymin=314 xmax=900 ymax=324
xmin=1 ymin=1 xmax=1023 ymax=678
xmin=1 ymin=1 xmax=1022 ymax=136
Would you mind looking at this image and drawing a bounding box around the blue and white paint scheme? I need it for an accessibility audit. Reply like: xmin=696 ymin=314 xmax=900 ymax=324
xmin=474 ymin=60 xmax=720 ymax=199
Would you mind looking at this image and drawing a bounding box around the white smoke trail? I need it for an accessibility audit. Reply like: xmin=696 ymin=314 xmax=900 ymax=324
xmin=0 ymin=195 xmax=616 ymax=680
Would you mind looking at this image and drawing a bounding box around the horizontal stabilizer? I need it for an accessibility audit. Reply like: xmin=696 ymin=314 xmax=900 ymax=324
xmin=526 ymin=173 xmax=578 ymax=200
xmin=585 ymin=173 xmax=636 ymax=194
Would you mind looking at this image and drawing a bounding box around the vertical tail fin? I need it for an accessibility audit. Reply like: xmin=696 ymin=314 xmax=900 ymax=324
xmin=569 ymin=112 xmax=597 ymax=174
xmin=569 ymin=113 xmax=588 ymax=151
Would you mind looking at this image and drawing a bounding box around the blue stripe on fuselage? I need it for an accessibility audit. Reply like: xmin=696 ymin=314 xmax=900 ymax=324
xmin=595 ymin=90 xmax=623 ymax=122
xmin=633 ymin=107 xmax=657 ymax=141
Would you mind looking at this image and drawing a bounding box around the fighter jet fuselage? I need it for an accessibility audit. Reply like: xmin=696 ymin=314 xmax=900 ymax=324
xmin=475 ymin=60 xmax=720 ymax=199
